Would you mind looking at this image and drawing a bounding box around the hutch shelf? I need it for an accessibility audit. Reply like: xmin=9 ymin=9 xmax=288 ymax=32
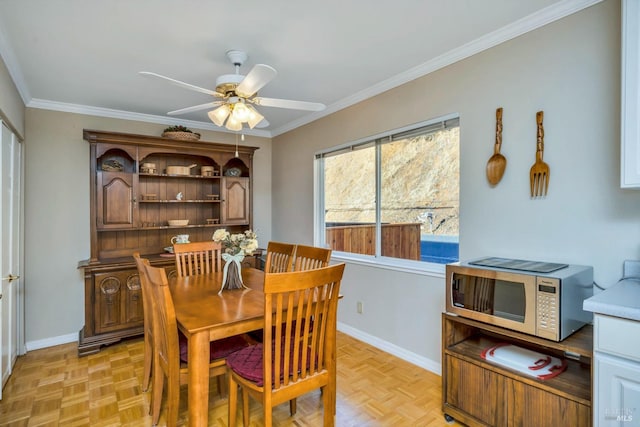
xmin=77 ymin=129 xmax=258 ymax=356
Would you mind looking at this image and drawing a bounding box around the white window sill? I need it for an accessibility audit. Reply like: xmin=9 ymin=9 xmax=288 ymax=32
xmin=330 ymin=251 xmax=447 ymax=278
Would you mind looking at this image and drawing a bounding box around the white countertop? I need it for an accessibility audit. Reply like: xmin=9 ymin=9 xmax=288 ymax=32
xmin=583 ymin=279 xmax=640 ymax=321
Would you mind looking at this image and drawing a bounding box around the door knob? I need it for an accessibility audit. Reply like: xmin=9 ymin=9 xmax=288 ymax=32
xmin=1 ymin=274 xmax=20 ymax=282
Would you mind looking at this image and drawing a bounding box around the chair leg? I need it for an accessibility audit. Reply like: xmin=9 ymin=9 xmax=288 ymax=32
xmin=321 ymin=385 xmax=334 ymax=427
xmin=289 ymin=398 xmax=297 ymax=415
xmin=242 ymin=388 xmax=250 ymax=427
xmin=263 ymin=399 xmax=272 ymax=427
xmin=151 ymin=367 xmax=164 ymax=425
xmin=166 ymin=374 xmax=180 ymax=427
xmin=217 ymin=374 xmax=226 ymax=396
xmin=143 ymin=336 xmax=153 ymax=392
xmin=228 ymin=374 xmax=238 ymax=427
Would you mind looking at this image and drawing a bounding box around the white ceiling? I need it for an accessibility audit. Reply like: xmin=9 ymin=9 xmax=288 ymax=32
xmin=0 ymin=0 xmax=600 ymax=137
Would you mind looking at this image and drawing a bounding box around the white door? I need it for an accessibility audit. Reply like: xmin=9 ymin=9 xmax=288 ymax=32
xmin=0 ymin=122 xmax=21 ymax=398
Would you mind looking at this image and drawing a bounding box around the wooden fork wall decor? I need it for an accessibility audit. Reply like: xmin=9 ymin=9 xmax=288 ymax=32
xmin=529 ymin=111 xmax=550 ymax=198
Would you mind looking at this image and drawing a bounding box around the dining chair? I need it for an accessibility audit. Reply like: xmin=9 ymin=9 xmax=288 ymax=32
xmin=226 ymin=263 xmax=346 ymax=427
xmin=287 ymin=244 xmax=332 ymax=414
xmin=263 ymin=241 xmax=296 ymax=273
xmin=248 ymin=241 xmax=297 ymax=343
xmin=143 ymin=262 xmax=250 ymax=426
xmin=293 ymin=244 xmax=332 ymax=271
xmin=132 ymin=252 xmax=154 ymax=395
xmin=173 ymin=240 xmax=222 ymax=277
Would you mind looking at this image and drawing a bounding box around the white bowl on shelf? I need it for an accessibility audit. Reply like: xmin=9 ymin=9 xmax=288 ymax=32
xmin=167 ymin=219 xmax=189 ymax=227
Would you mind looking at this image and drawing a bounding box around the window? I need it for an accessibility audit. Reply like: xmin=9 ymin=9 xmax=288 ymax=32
xmin=315 ymin=116 xmax=459 ymax=266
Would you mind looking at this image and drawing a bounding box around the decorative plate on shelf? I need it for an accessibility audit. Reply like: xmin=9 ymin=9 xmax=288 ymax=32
xmin=101 ymin=159 xmax=123 ymax=172
xmin=225 ymin=167 xmax=242 ymax=177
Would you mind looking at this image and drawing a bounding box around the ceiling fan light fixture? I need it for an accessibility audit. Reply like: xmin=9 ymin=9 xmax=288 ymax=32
xmin=231 ymin=101 xmax=251 ymax=122
xmin=225 ymin=115 xmax=243 ymax=131
xmin=208 ymin=104 xmax=230 ymax=127
xmin=247 ymin=105 xmax=265 ymax=129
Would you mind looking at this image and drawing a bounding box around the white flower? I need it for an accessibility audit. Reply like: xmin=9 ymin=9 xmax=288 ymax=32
xmin=212 ymin=228 xmax=259 ymax=255
xmin=212 ymin=229 xmax=229 ymax=242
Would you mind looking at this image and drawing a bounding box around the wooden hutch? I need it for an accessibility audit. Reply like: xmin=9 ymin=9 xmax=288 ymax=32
xmin=78 ymin=129 xmax=259 ymax=356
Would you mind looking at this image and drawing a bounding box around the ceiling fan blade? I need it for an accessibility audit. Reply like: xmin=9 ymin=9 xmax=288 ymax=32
xmin=253 ymin=97 xmax=326 ymax=111
xmin=139 ymin=71 xmax=222 ymax=97
xmin=236 ymin=64 xmax=277 ymax=97
xmin=167 ymin=101 xmax=224 ymax=116
xmin=255 ymin=117 xmax=270 ymax=128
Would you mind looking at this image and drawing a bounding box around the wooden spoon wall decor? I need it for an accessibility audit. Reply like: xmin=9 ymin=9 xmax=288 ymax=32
xmin=486 ymin=107 xmax=506 ymax=186
xmin=529 ymin=111 xmax=550 ymax=197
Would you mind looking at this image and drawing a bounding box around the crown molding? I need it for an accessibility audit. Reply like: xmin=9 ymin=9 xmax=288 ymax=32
xmin=26 ymin=98 xmax=272 ymax=138
xmin=270 ymin=0 xmax=603 ymax=137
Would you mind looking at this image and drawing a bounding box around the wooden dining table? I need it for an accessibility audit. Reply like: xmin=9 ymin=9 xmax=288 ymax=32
xmin=169 ymin=267 xmax=266 ymax=427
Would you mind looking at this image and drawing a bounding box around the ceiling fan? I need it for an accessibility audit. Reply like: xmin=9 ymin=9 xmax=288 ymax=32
xmin=140 ymin=50 xmax=326 ymax=131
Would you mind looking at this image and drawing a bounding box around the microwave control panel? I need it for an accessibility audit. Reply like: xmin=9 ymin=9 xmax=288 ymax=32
xmin=536 ymin=277 xmax=560 ymax=341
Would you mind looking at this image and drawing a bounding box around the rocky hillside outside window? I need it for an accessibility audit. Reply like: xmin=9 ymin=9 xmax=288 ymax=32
xmin=315 ymin=116 xmax=459 ymax=266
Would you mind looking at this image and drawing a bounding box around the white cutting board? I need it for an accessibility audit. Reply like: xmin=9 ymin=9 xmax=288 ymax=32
xmin=481 ymin=343 xmax=567 ymax=380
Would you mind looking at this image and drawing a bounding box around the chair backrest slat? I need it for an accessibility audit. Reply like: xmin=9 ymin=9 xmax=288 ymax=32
xmin=173 ymin=241 xmax=222 ymax=277
xmin=264 ymin=241 xmax=296 ymax=273
xmin=292 ymin=245 xmax=332 ymax=272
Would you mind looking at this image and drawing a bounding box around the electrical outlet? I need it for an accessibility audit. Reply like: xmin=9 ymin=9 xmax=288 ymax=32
xmin=357 ymin=301 xmax=363 ymax=314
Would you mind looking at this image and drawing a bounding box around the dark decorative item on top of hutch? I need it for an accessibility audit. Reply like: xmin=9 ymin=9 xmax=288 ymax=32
xmin=77 ymin=129 xmax=259 ymax=356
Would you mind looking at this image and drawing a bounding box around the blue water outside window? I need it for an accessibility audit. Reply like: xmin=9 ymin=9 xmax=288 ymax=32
xmin=421 ymin=235 xmax=459 ymax=264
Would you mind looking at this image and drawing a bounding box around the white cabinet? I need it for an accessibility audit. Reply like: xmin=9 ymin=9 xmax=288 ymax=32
xmin=622 ymin=0 xmax=640 ymax=187
xmin=593 ymin=314 xmax=640 ymax=426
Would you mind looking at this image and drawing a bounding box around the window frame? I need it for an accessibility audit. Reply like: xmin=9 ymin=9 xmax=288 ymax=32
xmin=314 ymin=113 xmax=460 ymax=275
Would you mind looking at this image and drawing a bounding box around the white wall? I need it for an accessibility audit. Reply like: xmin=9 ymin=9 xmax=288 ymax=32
xmin=272 ymin=0 xmax=635 ymax=372
xmin=23 ymin=109 xmax=272 ymax=348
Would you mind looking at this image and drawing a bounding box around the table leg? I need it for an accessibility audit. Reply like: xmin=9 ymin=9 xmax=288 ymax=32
xmin=188 ymin=331 xmax=210 ymax=427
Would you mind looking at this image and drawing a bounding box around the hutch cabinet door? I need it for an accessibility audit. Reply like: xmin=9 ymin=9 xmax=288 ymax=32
xmin=97 ymin=171 xmax=138 ymax=229
xmin=94 ymin=269 xmax=143 ymax=334
xmin=222 ymin=177 xmax=250 ymax=225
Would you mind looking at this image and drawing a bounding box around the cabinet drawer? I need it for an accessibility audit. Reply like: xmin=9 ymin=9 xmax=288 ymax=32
xmin=595 ymin=315 xmax=640 ymax=362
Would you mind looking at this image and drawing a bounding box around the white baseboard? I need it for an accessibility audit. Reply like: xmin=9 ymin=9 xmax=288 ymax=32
xmin=25 ymin=332 xmax=77 ymax=352
xmin=337 ymin=322 xmax=441 ymax=376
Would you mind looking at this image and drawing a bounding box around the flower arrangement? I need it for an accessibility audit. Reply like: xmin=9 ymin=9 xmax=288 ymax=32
xmin=212 ymin=229 xmax=259 ymax=256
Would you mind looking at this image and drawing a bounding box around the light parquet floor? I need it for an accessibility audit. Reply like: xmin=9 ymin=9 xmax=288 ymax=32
xmin=0 ymin=332 xmax=456 ymax=426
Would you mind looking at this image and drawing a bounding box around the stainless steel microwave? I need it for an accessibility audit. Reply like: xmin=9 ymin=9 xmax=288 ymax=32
xmin=445 ymin=257 xmax=593 ymax=341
